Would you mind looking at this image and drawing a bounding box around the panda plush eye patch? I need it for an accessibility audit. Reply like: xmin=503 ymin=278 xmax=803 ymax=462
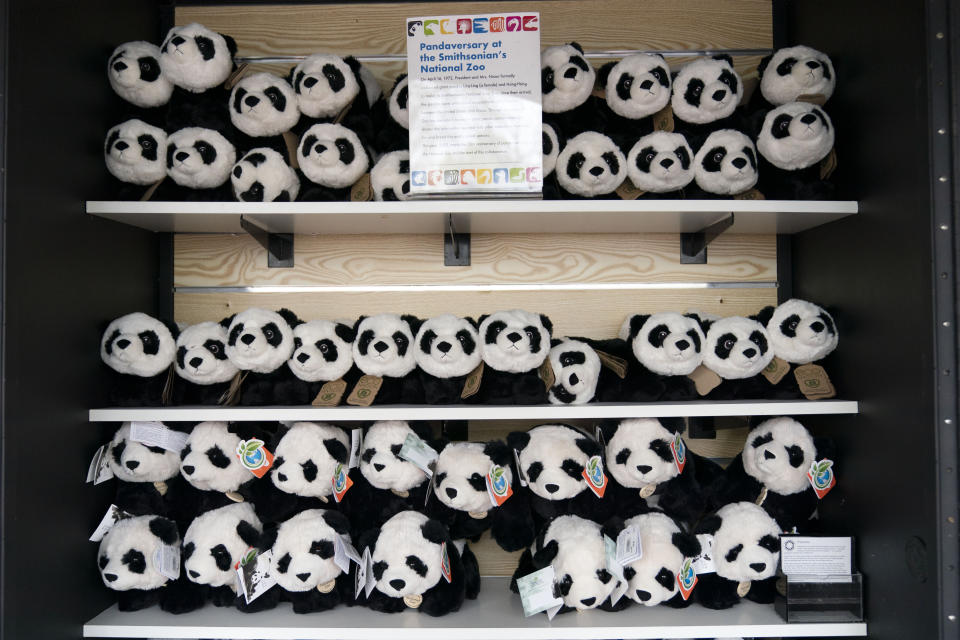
xmin=468 ymin=472 xmax=487 ymax=491
xmin=615 ymin=448 xmax=631 ymax=465
xmin=361 ymin=448 xmax=376 ymax=463
xmin=684 ymin=78 xmax=705 ymax=106
xmin=725 ymin=543 xmax=744 ymax=562
xmin=276 ymin=552 xmax=292 ymax=573
xmin=484 ymin=321 xmax=507 ymax=343
xmin=561 ymin=458 xmax=585 ymax=479
xmin=122 ymin=548 xmax=147 ymax=574
xmin=406 ymin=555 xmax=429 ymax=576
xmin=526 ymin=461 xmax=543 ymax=481
xmin=309 ymin=539 xmax=334 ymax=558
xmin=112 ymin=441 xmax=127 ymax=464
xmin=655 ymin=567 xmax=676 ymax=590
xmin=99 ymin=555 xmax=109 ymax=569
xmin=205 ymin=445 xmax=231 ymax=469
xmin=649 ymin=439 xmax=674 ymax=462
xmin=775 ymin=56 xmax=831 ymax=79
xmin=559 ymin=350 xmax=586 ymax=367
xmin=137 ymin=135 xmax=158 ymax=161
xmin=182 ymin=542 xmax=195 ymax=561
xmin=622 ymin=566 xmax=636 ymax=580
xmin=372 ymin=561 xmax=388 ymax=580
xmin=751 ymin=432 xmax=774 ymax=448
xmin=211 ymin=544 xmax=232 ymax=571
xmin=556 ymin=573 xmax=573 ymax=596
xmin=300 ymin=459 xmax=318 ymax=482
xmin=596 ymin=568 xmax=613 ymax=584
xmin=759 ymin=534 xmax=780 ymax=552
xmin=389 ymin=443 xmax=403 ymax=458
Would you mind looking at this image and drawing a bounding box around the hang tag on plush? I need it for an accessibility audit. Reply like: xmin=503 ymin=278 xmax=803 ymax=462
xmin=595 ymin=349 xmax=629 ymax=378
xmin=591 ymin=85 xmax=606 ymax=100
xmin=236 ymin=548 xmax=276 ymax=604
xmin=348 ymin=429 xmax=363 ymax=469
xmin=404 ymin=594 xmax=423 ymax=608
xmin=733 ymin=188 xmax=766 ymax=200
xmin=398 ymin=432 xmax=439 ymax=477
xmin=140 ymin=177 xmax=164 ymax=201
xmin=440 ymin=542 xmax=452 ymax=583
xmin=89 ymin=504 xmax=132 ymax=542
xmin=516 ymin=566 xmax=564 ymax=617
xmin=797 ymin=93 xmax=827 ymax=106
xmin=538 ymin=358 xmax=556 ymax=391
xmin=355 ymin=547 xmax=370 ymax=600
xmin=639 ymin=483 xmax=657 ymax=499
xmin=219 ymin=370 xmax=248 ymax=406
xmin=616 ymin=525 xmax=643 ymax=565
xmin=616 ymin=177 xmax=646 ymax=200
xmin=691 ymin=534 xmax=717 ymax=574
xmin=756 ymin=486 xmax=768 ymax=506
xmin=87 ymin=444 xmax=114 ymax=484
xmin=513 ymin=449 xmax=528 ymax=487
xmin=609 ymin=576 xmax=628 ymax=607
xmin=346 ymin=375 xmax=382 ymax=406
xmin=595 ymin=426 xmax=605 ymax=447
xmin=820 ymin=148 xmax=838 ymax=179
xmin=130 ymin=421 xmax=189 ymax=453
xmin=486 ymin=463 xmax=513 ymax=507
xmin=737 ymin=580 xmax=752 ymax=597
xmin=653 ymin=103 xmax=675 ymax=132
xmin=582 ymin=455 xmax=608 ymax=498
xmin=807 ymin=458 xmax=836 ymax=499
xmin=236 ymin=438 xmax=274 ymax=478
xmin=223 ymin=63 xmax=250 ymax=91
xmin=424 ymin=470 xmax=437 ymax=507
xmin=161 ymin=364 xmax=175 ymax=406
xmin=334 ymin=533 xmax=361 ymax=574
xmin=155 ymin=543 xmax=180 ymax=581
xmin=604 ymin=534 xmax=625 ymax=581
xmin=333 ymin=99 xmax=354 ymax=125
xmin=761 ymin=356 xmax=791 ymax=385
xmin=332 ymin=463 xmax=353 ymax=503
xmin=688 ymin=365 xmax=722 ymax=395
xmin=670 ymin=433 xmax=687 ymax=474
xmin=350 ymin=173 xmax=373 ymax=202
xmin=794 ymin=364 xmax=836 ymax=399
xmin=312 ymin=378 xmax=348 ymax=406
xmin=676 ymin=558 xmax=698 ymax=600
xmin=461 ymin=361 xmax=484 ymax=399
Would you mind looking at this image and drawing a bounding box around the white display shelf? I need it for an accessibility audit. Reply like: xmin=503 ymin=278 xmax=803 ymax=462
xmin=86 ymin=199 xmax=858 ymax=235
xmin=83 ymin=578 xmax=867 ymax=639
xmin=89 ymin=399 xmax=858 ymax=422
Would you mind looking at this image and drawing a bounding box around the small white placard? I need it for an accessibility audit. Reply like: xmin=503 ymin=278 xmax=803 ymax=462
xmin=155 ymin=544 xmax=180 ymax=581
xmin=398 ymin=432 xmax=439 ymax=476
xmin=89 ymin=504 xmax=132 ymax=542
xmin=355 ymin=547 xmax=371 ymax=600
xmin=348 ymin=429 xmax=363 ymax=469
xmin=516 ymin=566 xmax=564 ymax=617
xmin=86 ymin=444 xmax=114 ymax=484
xmin=616 ymin=526 xmax=643 ymax=566
xmin=691 ymin=534 xmax=717 ymax=574
xmin=130 ymin=421 xmax=188 ymax=453
xmin=334 ymin=534 xmax=361 ymax=574
xmin=781 ymin=536 xmax=852 ymax=582
xmin=364 ymin=547 xmax=376 ymax=597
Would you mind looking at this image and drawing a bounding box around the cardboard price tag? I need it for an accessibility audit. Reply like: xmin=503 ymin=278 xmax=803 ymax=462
xmin=461 ymin=362 xmax=484 ymax=399
xmin=733 ymin=188 xmax=766 ymax=200
xmin=486 ymin=463 xmax=513 ymax=507
xmin=762 ymin=356 xmax=791 ymax=385
xmin=516 ymin=566 xmax=564 ymax=617
xmin=332 ymin=463 xmax=354 ymax=503
xmin=312 ymin=378 xmax=348 ymax=406
xmin=334 ymin=534 xmax=361 ymax=574
xmin=350 ymin=173 xmax=373 ymax=202
xmin=89 ymin=504 xmax=132 ymax=542
xmin=653 ymin=103 xmax=675 ymax=132
xmin=688 ymin=365 xmax=722 ymax=395
xmin=794 ymin=364 xmax=836 ymax=399
xmin=595 ymin=349 xmax=628 ymax=378
xmin=616 ymin=177 xmax=646 ymax=200
xmin=236 ymin=439 xmax=274 ymax=478
xmin=130 ymin=421 xmax=188 ymax=453
xmin=538 ymin=358 xmax=555 ymax=391
xmin=398 ymin=433 xmax=439 ymax=476
xmin=807 ymin=458 xmax=837 ymax=499
xmin=87 ymin=444 xmax=114 ymax=484
xmin=581 ymin=455 xmax=608 ymax=498
xmin=820 ymin=148 xmax=838 ymax=180
xmin=346 ymin=375 xmax=382 ymax=406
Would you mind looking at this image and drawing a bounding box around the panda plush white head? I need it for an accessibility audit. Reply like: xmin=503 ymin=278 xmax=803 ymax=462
xmin=229 ymin=72 xmax=299 ymax=137
xmin=292 ymin=54 xmax=381 ymax=119
xmin=175 ymin=321 xmax=238 ymax=385
xmin=298 ymin=123 xmax=369 ymax=188
xmin=288 ymin=320 xmax=355 ymax=382
xmin=371 ymin=150 xmax=411 ymax=201
xmin=433 ymin=441 xmax=513 ymax=514
xmin=104 ymin=120 xmax=167 ymax=186
xmin=762 ymin=298 xmax=838 ymax=364
xmin=166 ymin=127 xmax=236 ymax=189
xmin=620 ymin=312 xmax=705 ymax=376
xmin=757 ymin=102 xmax=834 ymax=170
xmin=742 ymin=417 xmax=817 ymax=495
xmin=223 ymin=307 xmax=298 ymax=374
xmin=159 ymin=23 xmax=235 ymax=93
xmin=542 ymin=123 xmax=560 ymax=177
xmin=231 ymin=148 xmax=300 ymax=202
xmin=693 ymin=129 xmax=758 ymax=195
xmin=759 ymin=45 xmax=835 ymax=106
xmin=359 ymin=421 xmax=428 ymax=492
xmin=700 ymin=501 xmax=781 ymax=583
xmin=98 ymin=515 xmax=179 ymax=592
xmin=671 ymin=55 xmax=742 ymax=125
xmin=508 ymin=424 xmax=598 ymax=501
xmin=541 ymin=43 xmax=595 ymax=114
xmin=415 ymin=314 xmax=481 ymax=379
xmin=603 ymin=54 xmax=672 ymax=119
xmin=107 ymin=422 xmax=182 ymax=483
xmin=370 ymin=510 xmax=447 ymax=599
xmin=556 ymin=131 xmax=626 ymax=197
xmin=547 ymin=338 xmax=600 ymax=405
xmin=266 ymin=509 xmax=351 ymax=592
xmin=352 ymin=314 xmax=418 ymax=378
xmin=702 ymin=316 xmax=773 ymax=379
xmin=536 ymin=515 xmax=620 ymax=610
xmin=604 ymin=418 xmax=682 ymax=490
xmin=107 ymin=41 xmax=173 ymax=108
xmin=271 ymin=422 xmax=350 ymax=499
xmin=101 ymin=312 xmax=177 ymax=377
xmin=479 ymin=310 xmax=552 ymax=374
xmin=182 ymin=502 xmax=262 ymax=588
xmin=619 ymin=511 xmax=700 ymax=606
xmin=179 ymin=421 xmax=251 ymax=493
xmin=387 ymin=74 xmax=410 ymax=129
xmin=626 ymin=132 xmax=695 ymax=193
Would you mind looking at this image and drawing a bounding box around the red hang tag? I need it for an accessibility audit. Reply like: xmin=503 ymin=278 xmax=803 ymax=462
xmin=440 ymin=542 xmax=452 ymax=583
xmin=670 ymin=434 xmax=687 ymax=474
xmin=582 ymin=455 xmax=608 ymax=498
xmin=332 ymin=463 xmax=354 ymax=503
xmin=807 ymin=458 xmax=836 ymax=499
xmin=486 ymin=464 xmax=513 ymax=506
xmin=676 ymin=558 xmax=698 ymax=600
xmin=235 ymin=439 xmax=274 ymax=478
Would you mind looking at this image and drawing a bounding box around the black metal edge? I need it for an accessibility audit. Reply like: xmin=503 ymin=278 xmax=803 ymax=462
xmin=0 ymin=0 xmax=7 ymax=633
xmin=159 ymin=0 xmax=175 ymax=39
xmin=776 ymin=234 xmax=793 ymax=303
xmin=771 ymin=0 xmax=789 ymax=50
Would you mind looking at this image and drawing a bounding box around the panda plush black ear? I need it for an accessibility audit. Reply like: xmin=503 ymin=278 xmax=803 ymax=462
xmin=569 ymin=41 xmax=585 ymax=54
xmin=575 ymin=436 xmax=601 ymax=457
xmin=236 ymin=520 xmax=261 ymax=548
xmin=700 ymin=318 xmax=715 ymax=333
xmin=352 ymin=315 xmax=368 ymax=332
xmin=601 ymin=516 xmax=625 ymax=541
xmin=696 ymin=514 xmax=723 ymax=536
xmin=401 ymin=314 xmax=424 ymax=337
xmin=506 ymin=430 xmax=531 ymax=452
xmin=672 ymin=531 xmax=702 ymax=558
xmin=277 ymin=308 xmax=302 ymax=328
xmin=756 ymin=53 xmax=773 ymax=81
xmin=219 ymin=314 xmax=236 ymax=329
xmin=753 ymin=306 xmax=776 ymax=328
xmin=391 ymin=73 xmax=407 ymax=93
xmin=597 ymin=61 xmax=616 ymax=88
xmin=813 ymin=436 xmax=837 ymax=464
xmin=149 ymin=517 xmax=179 ymax=546
xmin=483 ymin=440 xmax=513 ymax=467
xmin=684 ymin=312 xmax=706 ymax=328
xmin=221 ymin=33 xmax=238 ymax=59
xmin=420 ymin=518 xmax=449 ymax=545
xmin=258 ymin=523 xmax=280 ymax=551
xmin=476 ymin=314 xmax=489 ymax=327
xmin=343 ymin=55 xmax=363 ymax=76
xmin=539 ymin=314 xmax=554 ymax=336
xmin=628 ymin=314 xmax=650 ymax=340
xmin=659 ymin=417 xmax=686 ymax=435
xmin=335 ymin=322 xmax=356 ymax=343
xmin=533 ymin=539 xmax=559 ymax=567
xmin=434 ymin=437 xmax=450 ymax=453
xmin=464 ymin=316 xmax=480 ymax=330
xmin=322 ymin=510 xmax=351 ymax=535
xmin=323 ymin=438 xmax=349 ymax=464
xmin=597 ymin=419 xmax=620 ymax=444
xmin=712 ymin=53 xmax=734 ymax=66
xmin=162 ymin=319 xmax=181 ymax=340
xmin=410 ymin=421 xmax=434 ymax=443
xmin=550 ymin=338 xmax=562 ymax=348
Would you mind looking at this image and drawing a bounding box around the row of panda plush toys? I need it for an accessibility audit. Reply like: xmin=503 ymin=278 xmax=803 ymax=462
xmin=104 ymin=22 xmax=838 ymax=201
xmin=94 ymin=414 xmax=837 ymax=616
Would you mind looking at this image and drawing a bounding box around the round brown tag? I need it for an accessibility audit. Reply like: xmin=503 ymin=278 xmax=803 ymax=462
xmin=403 ymin=593 xmax=423 ymax=608
xmin=392 ymin=489 xmax=410 ymax=498
xmin=639 ymin=484 xmax=657 ymax=499
xmin=226 ymin=491 xmax=245 ymax=503
xmin=755 ymin=487 xmax=768 ymax=506
xmin=468 ymin=510 xmax=488 ymax=520
xmin=737 ymin=580 xmax=752 ymax=597
xmin=153 ymin=481 xmax=168 ymax=496
xmin=317 ymin=579 xmax=336 ymax=593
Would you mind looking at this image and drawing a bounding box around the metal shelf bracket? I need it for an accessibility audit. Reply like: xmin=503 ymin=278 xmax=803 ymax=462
xmin=444 ymin=213 xmax=471 ymax=266
xmin=680 ymin=213 xmax=735 ymax=264
xmin=241 ymin=216 xmax=294 ymax=268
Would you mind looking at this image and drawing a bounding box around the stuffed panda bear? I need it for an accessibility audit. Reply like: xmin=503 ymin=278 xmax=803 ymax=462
xmin=700 ymin=315 xmax=774 ymax=399
xmin=223 ymin=307 xmax=299 ymax=406
xmin=597 ymin=53 xmax=672 ymax=140
xmin=159 ymin=23 xmax=236 ymax=133
xmin=171 ymin=321 xmax=239 ymax=406
xmin=541 ymin=122 xmax=563 ymax=200
xmin=427 ymin=439 xmax=535 ymax=552
xmin=273 ymin=319 xmax=359 ymax=405
xmin=555 ymin=131 xmax=626 ymax=199
xmin=670 ymin=55 xmax=744 ymax=146
xmin=546 ymin=338 xmax=606 ymax=405
xmin=297 ymin=122 xmax=371 ymax=201
xmin=691 ymin=129 xmax=759 ymax=198
xmin=231 ymin=147 xmax=301 ymax=202
xmin=372 ymin=74 xmax=410 ymax=153
xmin=350 ymin=314 xmax=424 ymax=405
xmin=755 ymin=298 xmax=839 ymax=398
xmin=755 ymin=101 xmax=836 ymax=200
xmin=476 ymin=310 xmax=553 ymax=405
xmin=540 ymin=42 xmax=602 ymax=138
xmin=107 ymin=41 xmax=173 ymax=112
xmin=625 ymin=132 xmax=695 ymax=199
xmin=371 ymin=150 xmax=410 ymax=201
xmin=291 ymin=53 xmax=381 ymax=143
xmin=100 ymin=311 xmax=178 ymax=406
xmin=160 ymin=126 xmax=237 ymax=201
xmin=228 ymin=72 xmax=300 ymax=156
xmin=616 ymin=312 xmax=705 ymax=401
xmin=694 ymin=501 xmax=782 ymax=610
xmin=414 ymin=314 xmax=482 ymax=405
xmin=757 ymin=45 xmax=836 ymax=109
xmin=103 ymin=119 xmax=168 ymax=199
xmin=510 ymin=515 xmax=628 ymax=613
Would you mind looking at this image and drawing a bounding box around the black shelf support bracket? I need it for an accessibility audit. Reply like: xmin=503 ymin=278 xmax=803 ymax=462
xmin=241 ymin=216 xmax=294 ymax=268
xmin=680 ymin=213 xmax=735 ymax=264
xmin=444 ymin=213 xmax=471 ymax=266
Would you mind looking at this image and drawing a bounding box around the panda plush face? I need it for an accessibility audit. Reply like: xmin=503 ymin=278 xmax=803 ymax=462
xmin=622 ymin=312 xmax=704 ymax=376
xmin=388 ymin=74 xmax=410 ymax=129
xmin=230 ymin=72 xmax=299 ymax=138
xmin=757 ymin=102 xmax=834 ymax=170
xmin=604 ymin=53 xmax=671 ymax=119
xmin=371 ymin=150 xmax=411 ymax=202
xmin=159 ymin=23 xmax=234 ymax=93
xmin=542 ymin=123 xmax=560 ymax=177
xmin=693 ymin=129 xmax=758 ymax=195
xmin=479 ymin=310 xmax=552 ymax=373
xmin=433 ymin=441 xmax=512 ymax=513
xmin=175 ymin=321 xmax=238 ymax=385
xmin=107 ymin=422 xmax=182 ymax=483
xmin=107 ymin=41 xmax=172 ymax=108
xmin=415 ymin=314 xmax=481 ymax=379
xmin=671 ymin=56 xmax=743 ymax=125
xmin=371 ymin=511 xmax=444 ymax=598
xmin=510 ymin=424 xmax=595 ymax=501
xmin=702 ymin=316 xmax=773 ymax=379
xmin=766 ymin=298 xmax=838 ymax=364
xmin=232 ymin=148 xmax=300 ymax=202
xmin=104 ymin=119 xmax=167 ymax=186
xmin=547 ymin=338 xmax=600 ymax=405
xmin=224 ymin=308 xmax=297 ymax=374
xmin=288 ymin=320 xmax=355 ymax=382
xmin=557 ymin=131 xmax=626 ymax=197
xmin=182 ymin=503 xmax=261 ymax=588
xmin=626 ymin=132 xmax=694 ymax=193
xmin=179 ymin=421 xmax=251 ymax=493
xmin=621 ymin=512 xmax=699 ymax=606
xmin=166 ymin=127 xmax=236 ymax=189
xmin=604 ymin=418 xmax=680 ymax=489
xmin=359 ymin=421 xmax=427 ymax=492
xmin=540 ymin=515 xmax=619 ymax=610
xmin=541 ymin=43 xmax=596 ymax=114
xmin=760 ymin=45 xmax=835 ymax=106
xmin=291 ymin=54 xmax=361 ymax=119
xmin=98 ymin=515 xmax=178 ymax=592
xmin=269 ymin=509 xmax=349 ymax=592
xmin=271 ymin=422 xmax=350 ymax=498
xmin=101 ymin=312 xmax=177 ymax=377
xmin=742 ymin=417 xmax=817 ymax=495
xmin=297 ymin=123 xmax=369 ymax=189
xmin=352 ymin=314 xmax=417 ymax=377
xmin=705 ymin=502 xmax=781 ymax=582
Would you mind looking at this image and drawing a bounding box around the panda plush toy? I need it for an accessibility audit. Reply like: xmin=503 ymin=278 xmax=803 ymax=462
xmin=357 ymin=510 xmax=476 ymax=616
xmin=427 ymin=439 xmax=536 ymax=552
xmin=371 ymin=150 xmax=410 ymax=201
xmin=291 ymin=53 xmax=381 ymax=139
xmin=350 ymin=314 xmax=424 ymax=405
xmin=107 ymin=41 xmax=173 ymax=114
xmin=555 ymin=131 xmax=627 ymax=199
xmin=511 ymin=514 xmax=628 ymax=613
xmin=159 ymin=23 xmax=236 ymax=132
xmin=541 ymin=122 xmax=563 ymax=200
xmin=231 ymin=147 xmax=301 ymax=202
xmin=160 ymin=126 xmax=237 ymax=201
xmin=297 ymin=122 xmax=371 ymax=201
xmin=691 ymin=129 xmax=759 ymax=198
xmin=596 ymin=53 xmax=672 ymax=140
xmin=615 ymin=312 xmax=706 ymax=401
xmin=228 ymin=72 xmax=300 ymax=156
xmin=546 ymin=337 xmax=615 ymax=405
xmin=103 ymin=119 xmax=168 ymax=199
xmin=694 ymin=501 xmax=782 ymax=610
xmin=372 ymin=74 xmax=410 ymax=153
xmin=700 ymin=315 xmax=774 ymax=399
xmin=171 ymin=321 xmax=239 ymax=405
xmin=625 ymin=132 xmax=695 ymax=199
xmin=755 ymin=101 xmax=836 ymax=200
xmin=274 ymin=319 xmax=359 ymax=405
xmin=223 ymin=307 xmax=300 ymax=406
xmin=476 ymin=310 xmax=553 ymax=405
xmin=756 ymin=45 xmax=836 ymax=109
xmin=100 ymin=311 xmax=178 ymax=406
xmin=414 ymin=314 xmax=482 ymax=405
xmin=670 ymin=55 xmax=744 ymax=147
xmin=755 ymin=298 xmax=839 ymax=399
xmin=540 ymin=43 xmax=602 ymax=138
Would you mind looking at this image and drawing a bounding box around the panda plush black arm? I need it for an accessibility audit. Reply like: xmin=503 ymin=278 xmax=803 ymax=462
xmin=419 ymin=523 xmax=467 ymax=617
xmin=655 ymin=451 xmax=725 ymax=527
xmin=588 ymin=335 xmax=666 ymax=402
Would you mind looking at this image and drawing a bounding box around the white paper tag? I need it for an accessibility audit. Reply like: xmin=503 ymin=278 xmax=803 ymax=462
xmin=155 ymin=543 xmax=180 ymax=581
xmin=608 ymin=576 xmax=628 ymax=607
xmin=691 ymin=534 xmax=717 ymax=574
xmin=546 ymin=602 xmax=563 ymax=620
xmin=516 ymin=566 xmax=564 ymax=617
xmin=604 ymin=535 xmax=624 ymax=581
xmin=349 ymin=429 xmax=363 ymax=469
xmin=86 ymin=444 xmax=114 ymax=484
xmin=334 ymin=534 xmax=361 ymax=574
xmin=89 ymin=504 xmax=132 ymax=542
xmin=364 ymin=547 xmax=376 ymax=597
xmin=236 ymin=548 xmax=276 ymax=604
xmin=424 ymin=471 xmax=437 ymax=507
xmin=130 ymin=421 xmax=188 ymax=453
xmin=595 ymin=426 xmax=605 ymax=447
xmin=616 ymin=526 xmax=643 ymax=566
xmin=513 ymin=449 xmax=528 ymax=487
xmin=398 ymin=432 xmax=439 ymax=476
xmin=355 ymin=547 xmax=370 ymax=600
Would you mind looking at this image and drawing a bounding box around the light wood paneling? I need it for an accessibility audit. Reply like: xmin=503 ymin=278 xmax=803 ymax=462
xmin=470 ymin=530 xmax=524 ymax=578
